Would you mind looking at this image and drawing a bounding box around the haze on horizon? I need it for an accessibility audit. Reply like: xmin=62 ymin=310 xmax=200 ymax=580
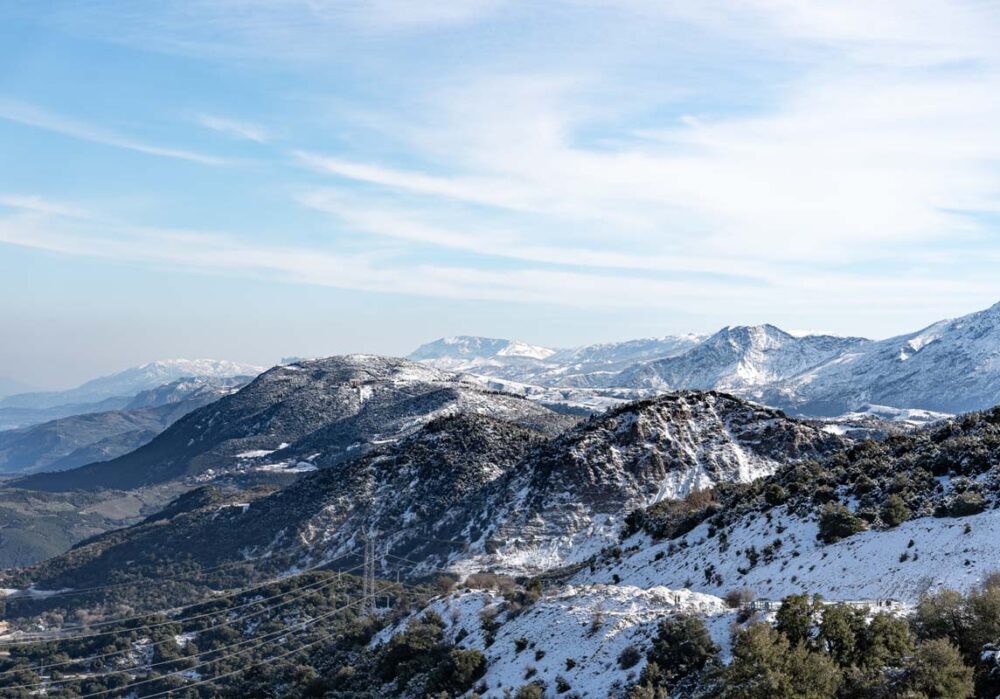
xmin=2 ymin=1 xmax=1000 ymax=389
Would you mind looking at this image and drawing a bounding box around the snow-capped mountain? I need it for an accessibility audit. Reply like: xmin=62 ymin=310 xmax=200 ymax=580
xmin=606 ymin=325 xmax=869 ymax=394
xmin=0 ymin=359 xmax=265 ymax=412
xmin=410 ymin=301 xmax=1000 ymax=419
xmin=776 ymin=301 xmax=1000 ymax=415
xmin=546 ymin=335 xmax=705 ymax=372
xmin=409 ymin=334 xmax=704 ymax=386
xmin=409 ymin=336 xmax=556 ymax=368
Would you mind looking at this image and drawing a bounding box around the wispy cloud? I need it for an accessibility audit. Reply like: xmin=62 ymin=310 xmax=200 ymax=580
xmin=195 ymin=113 xmax=270 ymax=143
xmin=0 ymin=100 xmax=228 ymax=165
xmin=0 ymin=193 xmax=90 ymax=219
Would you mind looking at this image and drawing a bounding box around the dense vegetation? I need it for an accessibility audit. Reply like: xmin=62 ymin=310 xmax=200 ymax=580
xmin=0 ymin=569 xmax=450 ymax=698
xmin=627 ymin=577 xmax=1000 ymax=699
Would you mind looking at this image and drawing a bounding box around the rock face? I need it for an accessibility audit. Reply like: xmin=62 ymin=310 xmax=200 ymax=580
xmin=14 ymin=355 xmax=574 ymax=492
xmin=467 ymin=391 xmax=848 ymax=572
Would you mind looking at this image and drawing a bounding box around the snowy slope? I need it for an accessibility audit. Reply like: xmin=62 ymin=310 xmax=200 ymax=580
xmin=409 ymin=336 xmax=556 ymax=370
xmin=609 ymin=325 xmax=868 ymax=395
xmin=779 ymin=301 xmax=1000 ymax=415
xmin=412 ymin=301 xmax=1000 ymax=419
xmin=579 ymin=507 xmax=1000 ymax=603
xmin=409 ymin=335 xmax=704 ymax=387
xmin=378 ymin=585 xmax=734 ymax=699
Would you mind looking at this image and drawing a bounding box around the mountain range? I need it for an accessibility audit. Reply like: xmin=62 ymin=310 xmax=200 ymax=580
xmin=0 ymin=376 xmax=247 ymax=475
xmin=0 ymin=358 xmax=264 ymax=429
xmin=1 ymin=345 xmax=999 ymax=698
xmin=409 ymin=301 xmax=1000 ymax=416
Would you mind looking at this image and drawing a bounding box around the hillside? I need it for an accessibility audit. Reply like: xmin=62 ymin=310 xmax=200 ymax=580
xmin=13 ymin=355 xmax=573 ymax=492
xmin=587 ymin=405 xmax=1000 ymax=601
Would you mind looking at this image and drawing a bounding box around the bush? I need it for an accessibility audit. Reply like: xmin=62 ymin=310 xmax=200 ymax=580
xmin=645 ymin=614 xmax=720 ymax=687
xmin=817 ymin=504 xmax=867 ymax=544
xmin=515 ymin=682 xmax=545 ymax=699
xmin=441 ymin=648 xmax=487 ymax=693
xmin=905 ymin=638 xmax=974 ymax=699
xmin=624 ymin=488 xmax=719 ymax=539
xmin=619 ymin=644 xmax=642 ymax=669
xmin=880 ymin=495 xmax=911 ymax=527
xmin=765 ymin=484 xmax=787 ymax=506
xmin=720 ymin=623 xmax=841 ymax=699
xmin=724 ymin=587 xmax=755 ymax=609
xmin=775 ymin=593 xmax=821 ymax=646
xmin=941 ymin=491 xmax=986 ymax=517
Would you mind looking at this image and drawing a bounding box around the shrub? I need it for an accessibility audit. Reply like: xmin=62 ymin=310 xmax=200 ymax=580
xmin=724 ymin=587 xmax=755 ymax=609
xmin=515 ymin=683 xmax=545 ymax=699
xmin=880 ymin=495 xmax=911 ymax=527
xmin=619 ymin=644 xmax=642 ymax=669
xmin=645 ymin=614 xmax=720 ymax=687
xmin=765 ymin=484 xmax=787 ymax=506
xmin=942 ymin=491 xmax=986 ymax=517
xmin=775 ymin=593 xmax=821 ymax=646
xmin=720 ymin=623 xmax=841 ymax=699
xmin=905 ymin=638 xmax=974 ymax=699
xmin=817 ymin=504 xmax=867 ymax=544
xmin=624 ymin=488 xmax=719 ymax=539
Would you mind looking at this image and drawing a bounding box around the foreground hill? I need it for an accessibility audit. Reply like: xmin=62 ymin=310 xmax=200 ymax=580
xmin=584 ymin=405 xmax=1000 ymax=601
xmin=14 ymin=355 xmax=573 ymax=492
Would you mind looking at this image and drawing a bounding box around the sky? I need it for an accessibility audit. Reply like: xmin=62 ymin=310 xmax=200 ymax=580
xmin=2 ymin=1 xmax=1000 ymax=389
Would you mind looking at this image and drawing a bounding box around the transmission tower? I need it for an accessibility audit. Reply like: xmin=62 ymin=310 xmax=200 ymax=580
xmin=363 ymin=533 xmax=376 ymax=615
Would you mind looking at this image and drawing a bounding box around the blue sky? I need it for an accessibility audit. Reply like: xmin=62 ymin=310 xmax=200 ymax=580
xmin=2 ymin=1 xmax=1000 ymax=388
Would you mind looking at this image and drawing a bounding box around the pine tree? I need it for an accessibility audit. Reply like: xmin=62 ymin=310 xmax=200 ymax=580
xmin=905 ymin=638 xmax=974 ymax=699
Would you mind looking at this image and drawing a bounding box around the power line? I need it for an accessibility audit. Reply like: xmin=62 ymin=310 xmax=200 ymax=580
xmin=131 ymin=590 xmax=389 ymax=699
xmin=0 ymin=549 xmax=363 ymax=647
xmin=72 ymin=583 xmax=391 ymax=699
xmin=1 ymin=556 xmax=265 ymax=602
xmin=0 ymin=563 xmax=364 ymax=686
